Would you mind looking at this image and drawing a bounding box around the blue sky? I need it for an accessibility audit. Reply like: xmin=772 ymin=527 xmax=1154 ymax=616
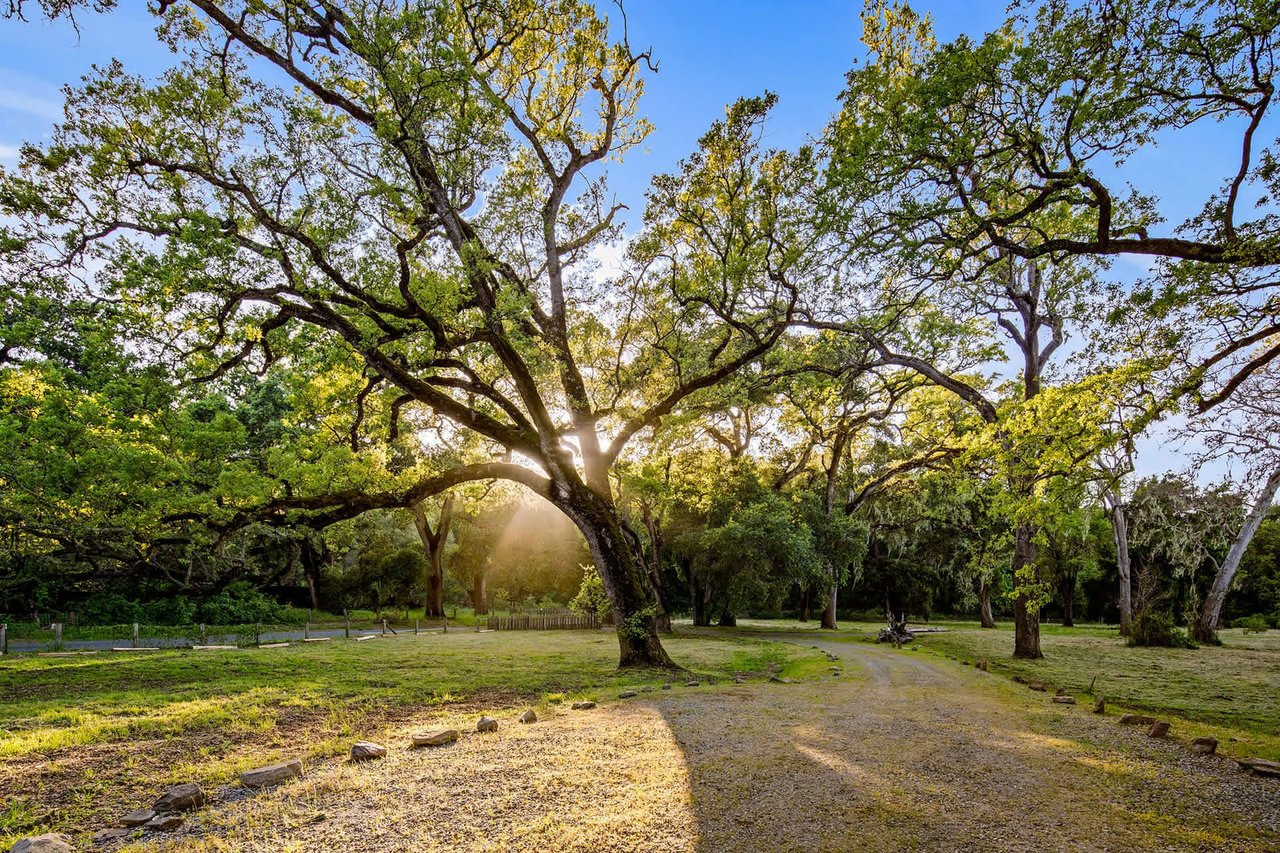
xmin=0 ymin=1 xmax=1255 ymax=482
xmin=0 ymin=2 xmax=1229 ymax=231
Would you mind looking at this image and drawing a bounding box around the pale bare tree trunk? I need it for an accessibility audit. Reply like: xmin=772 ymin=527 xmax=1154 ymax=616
xmin=1194 ymin=466 xmax=1280 ymax=643
xmin=1105 ymin=491 xmax=1133 ymax=635
xmin=820 ymin=431 xmax=849 ymax=630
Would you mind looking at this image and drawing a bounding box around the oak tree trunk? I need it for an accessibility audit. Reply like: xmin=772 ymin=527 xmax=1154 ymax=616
xmin=640 ymin=506 xmax=672 ymax=633
xmin=412 ymin=495 xmax=453 ymax=619
xmin=688 ymin=563 xmax=711 ymax=627
xmin=471 ymin=573 xmax=488 ymax=615
xmin=299 ymin=538 xmax=323 ymax=612
xmin=561 ymin=486 xmax=676 ymax=668
xmin=1012 ymin=522 xmax=1043 ymax=659
xmin=820 ymin=572 xmax=838 ymax=630
xmin=978 ymin=576 xmax=996 ymax=628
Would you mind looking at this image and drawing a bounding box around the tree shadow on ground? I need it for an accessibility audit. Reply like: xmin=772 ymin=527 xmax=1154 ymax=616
xmin=655 ymin=640 xmax=1280 ymax=853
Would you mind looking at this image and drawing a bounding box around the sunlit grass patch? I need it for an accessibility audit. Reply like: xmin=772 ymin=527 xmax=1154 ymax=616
xmin=907 ymin=623 xmax=1280 ymax=761
xmin=0 ymin=629 xmax=825 ymax=847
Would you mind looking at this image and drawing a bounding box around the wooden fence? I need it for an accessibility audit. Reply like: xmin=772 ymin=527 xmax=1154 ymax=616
xmin=485 ymin=612 xmax=602 ymax=631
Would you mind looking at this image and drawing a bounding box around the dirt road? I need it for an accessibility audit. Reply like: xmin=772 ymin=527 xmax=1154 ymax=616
xmin=141 ymin=635 xmax=1280 ymax=852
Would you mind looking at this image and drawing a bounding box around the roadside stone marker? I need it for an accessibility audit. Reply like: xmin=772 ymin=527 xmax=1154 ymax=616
xmin=411 ymin=729 xmax=459 ymax=747
xmin=240 ymin=759 xmax=304 ymax=788
xmin=9 ymin=834 xmax=74 ymax=853
xmin=121 ymin=809 xmax=155 ymax=826
xmin=351 ymin=741 xmax=387 ymax=761
xmin=1191 ymin=737 xmax=1218 ymax=756
xmin=145 ymin=814 xmax=184 ymax=831
xmin=93 ymin=828 xmax=132 ymax=844
xmin=153 ymin=783 xmax=206 ymax=812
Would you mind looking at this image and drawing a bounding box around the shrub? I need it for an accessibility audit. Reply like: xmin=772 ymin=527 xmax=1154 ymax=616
xmin=76 ymin=593 xmax=141 ymax=625
xmin=1232 ymin=614 xmax=1270 ymax=634
xmin=197 ymin=581 xmax=297 ymax=625
xmin=1127 ymin=610 xmax=1197 ymax=649
xmin=569 ymin=565 xmax=611 ymax=621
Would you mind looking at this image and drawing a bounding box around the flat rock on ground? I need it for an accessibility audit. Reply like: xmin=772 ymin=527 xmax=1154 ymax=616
xmin=410 ymin=729 xmax=458 ymax=747
xmin=121 ymin=808 xmax=155 ymax=826
xmin=1239 ymin=757 xmax=1280 ymax=778
xmin=9 ymin=835 xmax=74 ymax=853
xmin=350 ymin=741 xmax=387 ymax=761
xmin=145 ymin=813 xmax=184 ymax=831
xmin=92 ymin=827 xmax=133 ymax=844
xmin=170 ymin=637 xmax=1280 ymax=853
xmin=1191 ymin=737 xmax=1218 ymax=756
xmin=153 ymin=783 xmax=205 ymax=812
xmin=240 ymin=759 xmax=303 ymax=788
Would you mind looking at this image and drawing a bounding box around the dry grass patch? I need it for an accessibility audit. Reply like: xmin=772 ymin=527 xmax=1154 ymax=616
xmin=1 ymin=630 xmax=815 ymax=846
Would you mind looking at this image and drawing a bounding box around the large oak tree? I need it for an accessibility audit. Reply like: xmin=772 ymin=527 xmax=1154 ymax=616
xmin=0 ymin=2 xmax=805 ymax=666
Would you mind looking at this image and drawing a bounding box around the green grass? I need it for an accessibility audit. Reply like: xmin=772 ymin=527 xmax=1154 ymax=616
xmin=0 ymin=628 xmax=824 ymax=844
xmin=898 ymin=621 xmax=1280 ymax=762
xmin=0 ymin=629 xmax=814 ymax=757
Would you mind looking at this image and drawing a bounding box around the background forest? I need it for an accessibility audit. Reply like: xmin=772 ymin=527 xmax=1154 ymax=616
xmin=1 ymin=0 xmax=1279 ymax=663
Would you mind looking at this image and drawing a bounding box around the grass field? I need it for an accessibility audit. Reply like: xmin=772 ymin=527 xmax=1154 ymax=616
xmin=5 ymin=621 xmax=1279 ymax=849
xmin=892 ymin=621 xmax=1280 ymax=762
xmin=0 ymin=629 xmax=826 ymax=845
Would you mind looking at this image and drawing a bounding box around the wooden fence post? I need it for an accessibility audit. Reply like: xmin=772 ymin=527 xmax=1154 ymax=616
xmin=1 ymin=623 xmax=7 ymax=655
xmin=443 ymin=615 xmax=448 ymax=634
xmin=344 ymin=609 xmax=350 ymax=639
xmin=132 ymin=623 xmax=140 ymax=648
xmin=199 ymin=623 xmax=206 ymax=644
xmin=304 ymin=621 xmax=310 ymax=640
xmin=414 ymin=619 xmax=419 ymax=636
xmin=381 ymin=618 xmax=388 ymax=636
xmin=53 ymin=622 xmax=62 ymax=648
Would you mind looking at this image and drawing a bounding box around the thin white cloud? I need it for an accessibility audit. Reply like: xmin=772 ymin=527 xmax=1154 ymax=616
xmin=0 ymin=68 xmax=63 ymax=121
xmin=0 ymin=87 xmax=61 ymax=120
xmin=0 ymin=144 xmax=19 ymax=161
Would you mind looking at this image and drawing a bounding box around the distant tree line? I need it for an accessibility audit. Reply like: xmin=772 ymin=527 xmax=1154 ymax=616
xmin=2 ymin=0 xmax=1279 ymax=663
